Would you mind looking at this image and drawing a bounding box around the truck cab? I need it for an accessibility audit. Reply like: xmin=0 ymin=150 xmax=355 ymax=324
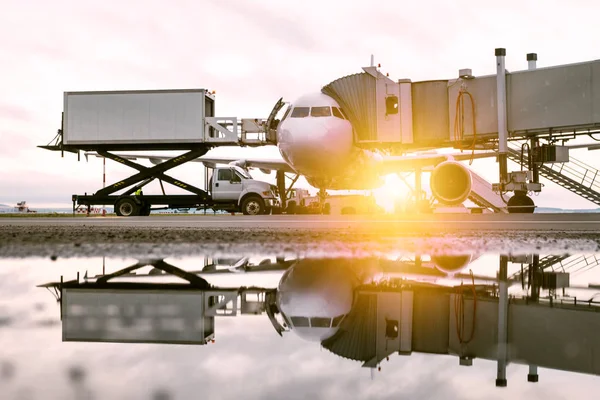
xmin=211 ymin=166 xmax=279 ymax=215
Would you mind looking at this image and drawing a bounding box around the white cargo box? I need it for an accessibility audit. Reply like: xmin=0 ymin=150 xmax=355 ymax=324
xmin=61 ymin=288 xmax=214 ymax=344
xmin=63 ymin=89 xmax=215 ymax=145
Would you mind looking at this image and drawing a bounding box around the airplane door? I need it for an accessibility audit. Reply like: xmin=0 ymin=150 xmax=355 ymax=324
xmin=212 ymin=168 xmax=242 ymax=201
xmin=266 ymin=97 xmax=285 ymax=144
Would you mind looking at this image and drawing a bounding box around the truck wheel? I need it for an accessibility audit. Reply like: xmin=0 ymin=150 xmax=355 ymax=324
xmin=322 ymin=203 xmax=331 ymax=215
xmin=271 ymin=206 xmax=283 ymax=215
xmin=115 ymin=198 xmax=139 ymax=217
xmin=241 ymin=196 xmax=264 ymax=215
xmin=141 ymin=204 xmax=151 ymax=216
xmin=263 ymin=207 xmax=272 ymax=215
xmin=286 ymin=201 xmax=297 ymax=215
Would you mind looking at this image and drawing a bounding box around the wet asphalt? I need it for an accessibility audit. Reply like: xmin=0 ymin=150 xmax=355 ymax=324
xmin=1 ymin=214 xmax=599 ymax=258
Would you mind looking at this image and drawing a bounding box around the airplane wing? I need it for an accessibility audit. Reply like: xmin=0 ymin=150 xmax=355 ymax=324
xmin=379 ymin=151 xmax=497 ymax=174
xmin=84 ymin=152 xmax=297 ymax=173
xmin=84 ymin=150 xmax=496 ymax=176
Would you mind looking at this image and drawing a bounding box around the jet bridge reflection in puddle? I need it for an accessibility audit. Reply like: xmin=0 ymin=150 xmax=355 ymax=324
xmin=38 ymin=253 xmax=600 ymax=387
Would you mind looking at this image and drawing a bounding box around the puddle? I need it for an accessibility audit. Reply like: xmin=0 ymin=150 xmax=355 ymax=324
xmin=1 ymin=253 xmax=600 ymax=399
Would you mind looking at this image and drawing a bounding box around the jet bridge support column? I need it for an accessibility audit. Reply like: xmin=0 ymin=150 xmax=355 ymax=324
xmin=528 ymin=365 xmax=539 ymax=383
xmin=529 ymin=254 xmax=540 ymax=301
xmin=492 ymin=49 xmax=540 ymax=212
xmin=496 ymin=255 xmax=509 ymax=387
xmin=527 ymin=53 xmax=541 ymax=187
xmin=496 ymin=48 xmax=509 ymax=185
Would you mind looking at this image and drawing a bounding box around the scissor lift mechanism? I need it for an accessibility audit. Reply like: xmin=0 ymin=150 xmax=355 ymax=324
xmin=73 ymin=148 xmax=213 ymax=215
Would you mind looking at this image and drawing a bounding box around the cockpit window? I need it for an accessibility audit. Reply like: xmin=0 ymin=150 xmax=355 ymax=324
xmin=332 ymin=107 xmax=345 ymax=120
xmin=291 ymin=107 xmax=310 ymax=118
xmin=310 ymin=106 xmax=331 ymax=117
xmin=331 ymin=314 xmax=345 ymax=327
xmin=311 ymin=317 xmax=331 ymax=328
xmin=290 ymin=316 xmax=310 ymax=327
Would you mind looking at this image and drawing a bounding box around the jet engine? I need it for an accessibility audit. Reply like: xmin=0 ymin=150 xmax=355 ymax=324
xmin=430 ymin=161 xmax=472 ymax=206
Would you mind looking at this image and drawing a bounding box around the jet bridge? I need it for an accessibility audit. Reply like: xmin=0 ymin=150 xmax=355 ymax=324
xmin=323 ymin=48 xmax=600 ymax=209
xmin=323 ymin=53 xmax=600 ymax=149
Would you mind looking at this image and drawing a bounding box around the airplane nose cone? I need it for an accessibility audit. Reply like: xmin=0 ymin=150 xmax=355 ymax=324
xmin=278 ymin=119 xmax=353 ymax=177
xmin=277 ymin=259 xmax=357 ymax=342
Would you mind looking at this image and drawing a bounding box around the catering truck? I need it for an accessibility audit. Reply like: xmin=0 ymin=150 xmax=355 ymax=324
xmin=75 ymin=164 xmax=279 ymax=216
xmin=39 ymin=88 xmax=282 ymax=216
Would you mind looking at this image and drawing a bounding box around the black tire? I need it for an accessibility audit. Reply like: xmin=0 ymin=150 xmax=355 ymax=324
xmin=286 ymin=201 xmax=297 ymax=215
xmin=141 ymin=203 xmax=151 ymax=216
xmin=241 ymin=196 xmax=265 ymax=216
xmin=263 ymin=206 xmax=272 ymax=215
xmin=507 ymin=194 xmax=535 ymax=214
xmin=341 ymin=206 xmax=356 ymax=215
xmin=272 ymin=206 xmax=283 ymax=215
xmin=115 ymin=198 xmax=140 ymax=217
xmin=322 ymin=203 xmax=331 ymax=215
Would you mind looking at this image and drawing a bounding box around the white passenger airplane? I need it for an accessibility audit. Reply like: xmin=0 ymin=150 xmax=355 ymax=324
xmin=96 ymin=91 xmax=501 ymax=212
xmin=275 ymin=254 xmax=480 ymax=342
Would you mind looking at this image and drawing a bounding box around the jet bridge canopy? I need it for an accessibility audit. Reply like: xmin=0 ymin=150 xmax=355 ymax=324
xmin=324 ymin=55 xmax=600 ymax=148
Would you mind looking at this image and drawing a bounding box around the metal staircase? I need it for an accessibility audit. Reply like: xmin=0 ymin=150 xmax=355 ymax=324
xmin=467 ymin=169 xmax=507 ymax=213
xmin=548 ymin=254 xmax=600 ymax=275
xmin=510 ymin=254 xmax=600 ymax=281
xmin=538 ymin=255 xmax=571 ymax=270
xmin=507 ymin=142 xmax=600 ymax=206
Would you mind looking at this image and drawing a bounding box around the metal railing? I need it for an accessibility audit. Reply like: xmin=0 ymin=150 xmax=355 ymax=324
xmin=507 ymin=141 xmax=600 ymax=204
xmin=547 ymin=158 xmax=600 ymax=192
xmin=549 ymin=254 xmax=600 ymax=275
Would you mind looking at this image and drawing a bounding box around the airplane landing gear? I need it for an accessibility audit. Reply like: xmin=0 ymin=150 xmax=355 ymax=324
xmin=318 ymin=188 xmax=330 ymax=215
xmin=276 ymin=170 xmax=300 ymax=214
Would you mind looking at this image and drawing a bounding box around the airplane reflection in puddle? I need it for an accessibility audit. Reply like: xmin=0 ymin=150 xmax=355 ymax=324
xmin=38 ymin=253 xmax=600 ymax=387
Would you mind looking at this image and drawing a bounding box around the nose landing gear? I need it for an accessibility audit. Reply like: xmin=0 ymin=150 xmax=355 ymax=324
xmin=318 ymin=188 xmax=331 ymax=215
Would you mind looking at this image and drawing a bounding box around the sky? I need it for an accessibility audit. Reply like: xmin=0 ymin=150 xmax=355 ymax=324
xmin=2 ymin=0 xmax=600 ymax=208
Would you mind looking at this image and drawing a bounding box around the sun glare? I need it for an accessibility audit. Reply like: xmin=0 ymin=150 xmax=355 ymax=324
xmin=373 ymin=174 xmax=413 ymax=213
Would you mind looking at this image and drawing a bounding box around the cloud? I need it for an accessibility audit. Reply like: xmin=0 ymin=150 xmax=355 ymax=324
xmin=206 ymin=0 xmax=318 ymax=52
xmin=0 ymin=103 xmax=33 ymax=123
xmin=2 ymin=0 xmax=600 ymax=208
xmin=0 ymin=131 xmax=33 ymax=156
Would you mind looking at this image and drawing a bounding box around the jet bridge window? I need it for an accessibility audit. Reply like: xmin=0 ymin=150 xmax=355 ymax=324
xmin=310 ymin=106 xmax=331 ymax=117
xmin=332 ymin=107 xmax=345 ymax=120
xmin=290 ymin=107 xmax=310 ymax=118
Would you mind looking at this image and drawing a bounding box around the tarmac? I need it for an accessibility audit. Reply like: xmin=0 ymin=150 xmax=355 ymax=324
xmin=1 ymin=213 xmax=600 ymax=258
xmin=2 ymin=213 xmax=600 ymax=230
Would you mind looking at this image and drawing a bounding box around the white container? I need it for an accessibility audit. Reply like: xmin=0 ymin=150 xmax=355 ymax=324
xmin=63 ymin=89 xmax=214 ymax=145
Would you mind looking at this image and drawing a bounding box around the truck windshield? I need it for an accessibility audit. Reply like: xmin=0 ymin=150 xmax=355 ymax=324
xmin=234 ymin=167 xmax=252 ymax=179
